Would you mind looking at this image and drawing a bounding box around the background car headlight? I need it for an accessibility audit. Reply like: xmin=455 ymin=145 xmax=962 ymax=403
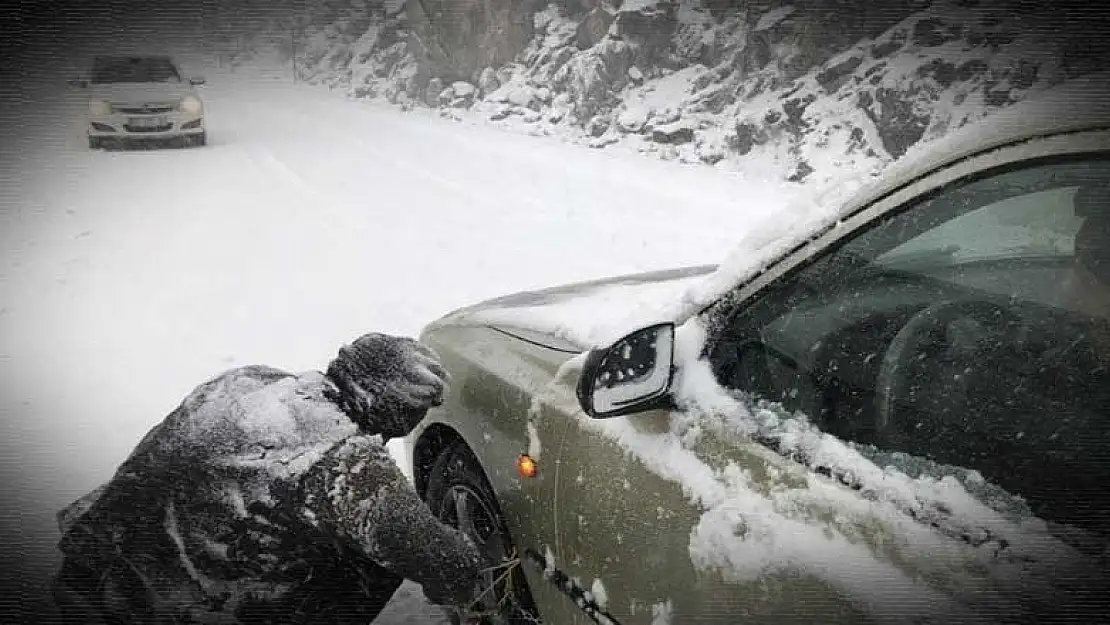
xmin=88 ymin=99 xmax=111 ymax=116
xmin=179 ymin=95 xmax=203 ymax=114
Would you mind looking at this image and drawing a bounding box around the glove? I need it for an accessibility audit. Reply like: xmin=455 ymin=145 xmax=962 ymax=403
xmin=327 ymin=333 xmax=450 ymax=439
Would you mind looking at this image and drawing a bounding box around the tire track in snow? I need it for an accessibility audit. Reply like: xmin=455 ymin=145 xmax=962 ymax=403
xmin=261 ymin=92 xmax=558 ymax=218
xmin=223 ymin=96 xmax=498 ymax=241
xmin=221 ymin=93 xmax=560 ymax=283
xmin=238 ymin=142 xmax=355 ymax=228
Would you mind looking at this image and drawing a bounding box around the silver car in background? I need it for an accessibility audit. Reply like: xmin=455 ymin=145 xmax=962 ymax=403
xmin=72 ymin=55 xmax=207 ymax=149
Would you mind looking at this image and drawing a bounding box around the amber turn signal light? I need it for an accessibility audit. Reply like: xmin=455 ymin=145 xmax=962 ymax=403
xmin=517 ymin=454 xmax=538 ymax=478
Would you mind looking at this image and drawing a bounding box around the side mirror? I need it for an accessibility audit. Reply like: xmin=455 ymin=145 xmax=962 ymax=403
xmin=68 ymin=78 xmax=88 ymax=88
xmin=576 ymin=323 xmax=676 ymax=419
xmin=189 ymin=76 xmax=206 ymax=86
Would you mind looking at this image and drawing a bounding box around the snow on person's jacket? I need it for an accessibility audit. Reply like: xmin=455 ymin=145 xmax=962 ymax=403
xmin=52 ymin=348 xmax=482 ymax=624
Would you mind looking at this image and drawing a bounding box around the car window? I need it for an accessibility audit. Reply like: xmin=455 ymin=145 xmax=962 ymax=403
xmin=876 ymin=187 xmax=1080 ymax=269
xmin=709 ymin=156 xmax=1110 ymax=534
xmin=91 ymin=57 xmax=182 ymax=84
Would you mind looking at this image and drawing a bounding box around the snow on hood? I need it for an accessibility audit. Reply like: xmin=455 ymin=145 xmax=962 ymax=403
xmin=430 ymin=265 xmax=718 ymax=349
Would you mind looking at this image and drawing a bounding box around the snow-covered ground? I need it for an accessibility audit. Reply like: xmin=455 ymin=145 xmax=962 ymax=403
xmin=0 ymin=59 xmax=803 ymax=620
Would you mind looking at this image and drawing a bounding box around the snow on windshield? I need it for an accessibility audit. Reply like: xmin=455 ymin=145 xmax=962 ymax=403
xmin=599 ymin=69 xmax=1110 ymax=338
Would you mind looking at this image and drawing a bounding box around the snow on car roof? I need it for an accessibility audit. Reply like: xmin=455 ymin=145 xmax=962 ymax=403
xmin=676 ymin=71 xmax=1110 ymax=326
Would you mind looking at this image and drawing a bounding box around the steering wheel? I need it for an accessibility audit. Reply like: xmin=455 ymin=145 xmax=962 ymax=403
xmin=873 ymin=299 xmax=1021 ymax=443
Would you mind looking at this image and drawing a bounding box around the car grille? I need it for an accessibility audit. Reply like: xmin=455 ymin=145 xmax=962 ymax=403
xmin=113 ymin=102 xmax=177 ymax=114
xmin=123 ymin=122 xmax=174 ymax=132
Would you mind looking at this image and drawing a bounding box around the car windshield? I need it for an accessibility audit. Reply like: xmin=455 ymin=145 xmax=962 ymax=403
xmin=827 ymin=160 xmax=1106 ymax=311
xmin=91 ymin=56 xmax=181 ymax=84
xmin=874 ymin=187 xmax=1081 ymax=270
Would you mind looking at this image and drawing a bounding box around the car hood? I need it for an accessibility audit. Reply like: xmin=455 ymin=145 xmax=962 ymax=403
xmin=429 ymin=265 xmax=718 ymax=351
xmin=87 ymin=82 xmax=197 ymax=104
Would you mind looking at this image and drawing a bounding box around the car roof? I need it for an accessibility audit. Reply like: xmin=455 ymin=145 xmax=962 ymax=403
xmin=835 ymin=71 xmax=1110 ymax=218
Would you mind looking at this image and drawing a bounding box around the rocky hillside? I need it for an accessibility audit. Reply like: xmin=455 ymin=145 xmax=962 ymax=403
xmin=284 ymin=0 xmax=1108 ymax=186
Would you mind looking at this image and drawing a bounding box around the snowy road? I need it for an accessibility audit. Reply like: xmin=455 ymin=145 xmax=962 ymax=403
xmin=0 ymin=64 xmax=799 ymax=620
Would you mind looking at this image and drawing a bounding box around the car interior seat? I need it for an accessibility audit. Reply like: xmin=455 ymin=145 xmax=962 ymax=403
xmin=1074 ymin=184 xmax=1110 ymax=285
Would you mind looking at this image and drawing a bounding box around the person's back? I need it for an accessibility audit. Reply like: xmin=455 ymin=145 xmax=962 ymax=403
xmin=53 ymin=335 xmax=482 ymax=624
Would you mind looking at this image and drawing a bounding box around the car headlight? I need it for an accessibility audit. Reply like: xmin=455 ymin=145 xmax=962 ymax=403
xmin=89 ymin=99 xmax=111 ymax=116
xmin=179 ymin=95 xmax=203 ymax=114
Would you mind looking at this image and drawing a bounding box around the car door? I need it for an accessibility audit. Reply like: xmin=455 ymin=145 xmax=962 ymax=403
xmin=705 ymin=152 xmax=1110 ymax=547
xmin=527 ymin=401 xmax=701 ymax=624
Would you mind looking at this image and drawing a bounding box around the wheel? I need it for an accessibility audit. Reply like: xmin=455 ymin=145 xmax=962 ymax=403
xmin=192 ymin=132 xmax=207 ymax=147
xmin=873 ymin=299 xmax=1018 ymax=442
xmin=424 ymin=441 xmax=541 ymax=625
xmin=88 ymin=136 xmax=101 ymax=149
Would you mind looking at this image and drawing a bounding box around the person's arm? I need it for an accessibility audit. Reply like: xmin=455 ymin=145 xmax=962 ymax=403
xmin=299 ymin=435 xmax=483 ymax=606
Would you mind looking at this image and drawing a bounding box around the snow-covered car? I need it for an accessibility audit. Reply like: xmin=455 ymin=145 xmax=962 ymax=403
xmin=72 ymin=55 xmax=207 ymax=149
xmin=404 ymin=80 xmax=1110 ymax=625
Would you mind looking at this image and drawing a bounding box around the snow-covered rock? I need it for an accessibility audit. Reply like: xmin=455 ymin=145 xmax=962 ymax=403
xmin=487 ymin=83 xmax=542 ymax=110
xmin=488 ymin=103 xmax=513 ymax=121
xmin=452 ymin=81 xmax=477 ymax=99
xmin=753 ymin=5 xmax=795 ymax=33
xmin=425 ymin=77 xmax=444 ymax=106
xmin=576 ymin=7 xmax=615 ymax=50
xmin=651 ymin=118 xmax=696 ymax=144
xmin=405 ymin=0 xmax=540 ymax=82
xmin=282 ymin=0 xmax=1108 ymax=187
xmin=478 ymin=67 xmax=501 ymax=95
xmin=616 ymin=105 xmax=650 ymax=132
xmin=586 ymin=113 xmax=612 ymax=137
xmin=588 ymin=133 xmax=621 ymax=148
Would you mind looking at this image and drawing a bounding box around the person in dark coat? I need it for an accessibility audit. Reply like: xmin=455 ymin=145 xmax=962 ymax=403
xmin=51 ymin=333 xmax=483 ymax=624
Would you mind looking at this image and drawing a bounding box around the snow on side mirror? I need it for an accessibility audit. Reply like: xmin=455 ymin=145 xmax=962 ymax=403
xmin=576 ymin=323 xmax=676 ymax=419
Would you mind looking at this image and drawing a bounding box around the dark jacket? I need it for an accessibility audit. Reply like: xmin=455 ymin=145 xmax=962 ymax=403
xmin=52 ymin=364 xmax=480 ymax=624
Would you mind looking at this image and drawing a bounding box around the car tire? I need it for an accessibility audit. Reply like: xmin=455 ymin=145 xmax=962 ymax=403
xmin=192 ymin=132 xmax=207 ymax=147
xmin=424 ymin=441 xmax=541 ymax=625
xmin=88 ymin=136 xmax=101 ymax=149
